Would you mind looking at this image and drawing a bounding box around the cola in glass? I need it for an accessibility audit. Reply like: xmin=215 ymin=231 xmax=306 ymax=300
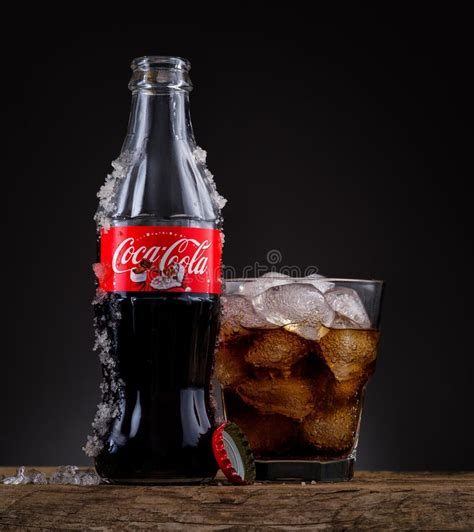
xmin=85 ymin=56 xmax=225 ymax=483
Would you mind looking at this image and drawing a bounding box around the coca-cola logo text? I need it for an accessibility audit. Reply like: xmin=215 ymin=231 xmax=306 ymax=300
xmin=112 ymin=237 xmax=212 ymax=276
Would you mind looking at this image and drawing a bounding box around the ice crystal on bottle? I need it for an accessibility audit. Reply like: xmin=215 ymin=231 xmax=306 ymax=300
xmin=83 ymin=289 xmax=123 ymax=457
xmin=194 ymin=146 xmax=227 ymax=226
xmin=94 ymin=150 xmax=137 ymax=231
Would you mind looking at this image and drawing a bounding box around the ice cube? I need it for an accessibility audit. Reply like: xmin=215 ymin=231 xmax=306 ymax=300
xmin=262 ymin=272 xmax=290 ymax=279
xmin=220 ymin=295 xmax=276 ymax=341
xmin=301 ymin=403 xmax=360 ymax=451
xmin=318 ymin=328 xmax=380 ymax=381
xmin=325 ymin=288 xmax=371 ymax=329
xmin=331 ymin=313 xmax=360 ymax=329
xmin=252 ymin=283 xmax=335 ymax=340
xmin=214 ymin=341 xmax=250 ymax=389
xmin=1 ymin=466 xmax=47 ymax=485
xmin=237 ymin=375 xmax=315 ymax=420
xmin=245 ymin=329 xmax=310 ymax=372
xmin=237 ymin=273 xmax=292 ymax=298
xmin=230 ymin=409 xmax=296 ymax=455
xmin=237 ymin=273 xmax=334 ymax=298
xmin=312 ymin=365 xmax=365 ymax=405
xmin=284 ymin=322 xmax=328 ymax=341
xmin=300 ymin=274 xmax=335 ymax=294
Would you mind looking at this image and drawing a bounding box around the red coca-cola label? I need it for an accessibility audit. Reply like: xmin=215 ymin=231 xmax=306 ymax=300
xmin=97 ymin=226 xmax=222 ymax=293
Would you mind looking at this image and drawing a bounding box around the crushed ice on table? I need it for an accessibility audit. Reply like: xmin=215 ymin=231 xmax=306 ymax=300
xmin=193 ymin=146 xmax=227 ymax=226
xmin=1 ymin=466 xmax=47 ymax=485
xmin=49 ymin=465 xmax=101 ymax=486
xmin=94 ymin=150 xmax=138 ymax=231
xmin=1 ymin=466 xmax=101 ymax=486
xmin=83 ymin=289 xmax=124 ymax=458
xmin=252 ymin=283 xmax=335 ymax=340
xmin=325 ymin=287 xmax=371 ymax=328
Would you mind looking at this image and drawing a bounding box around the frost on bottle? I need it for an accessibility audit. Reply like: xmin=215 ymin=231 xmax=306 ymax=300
xmin=85 ymin=56 xmax=226 ymax=483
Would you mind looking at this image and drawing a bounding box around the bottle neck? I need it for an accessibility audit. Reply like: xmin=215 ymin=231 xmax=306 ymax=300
xmin=122 ymin=90 xmax=195 ymax=154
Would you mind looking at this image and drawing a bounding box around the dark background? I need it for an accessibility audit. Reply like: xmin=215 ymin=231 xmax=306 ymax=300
xmin=1 ymin=23 xmax=472 ymax=470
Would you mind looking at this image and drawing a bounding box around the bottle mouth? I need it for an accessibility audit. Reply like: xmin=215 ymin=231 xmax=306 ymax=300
xmin=129 ymin=56 xmax=192 ymax=93
xmin=131 ymin=56 xmax=191 ymax=72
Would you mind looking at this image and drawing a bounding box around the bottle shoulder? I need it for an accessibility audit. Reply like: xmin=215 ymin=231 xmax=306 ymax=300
xmin=96 ymin=144 xmax=224 ymax=230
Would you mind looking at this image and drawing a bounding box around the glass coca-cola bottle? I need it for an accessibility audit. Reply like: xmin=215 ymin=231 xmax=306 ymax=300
xmin=86 ymin=56 xmax=225 ymax=483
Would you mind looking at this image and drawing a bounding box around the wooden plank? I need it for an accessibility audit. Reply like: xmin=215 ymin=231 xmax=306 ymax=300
xmin=1 ymin=469 xmax=473 ymax=530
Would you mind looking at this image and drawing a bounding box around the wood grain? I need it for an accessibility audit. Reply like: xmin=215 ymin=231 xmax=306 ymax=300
xmin=1 ymin=469 xmax=473 ymax=530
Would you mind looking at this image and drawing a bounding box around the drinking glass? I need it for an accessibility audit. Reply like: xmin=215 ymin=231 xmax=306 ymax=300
xmin=214 ymin=277 xmax=384 ymax=481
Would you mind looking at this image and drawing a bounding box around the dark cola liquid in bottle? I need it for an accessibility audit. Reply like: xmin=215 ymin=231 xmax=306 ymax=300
xmin=89 ymin=56 xmax=225 ymax=483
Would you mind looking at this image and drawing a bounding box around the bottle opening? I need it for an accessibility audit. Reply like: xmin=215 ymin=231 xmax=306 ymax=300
xmin=131 ymin=56 xmax=191 ymax=72
xmin=129 ymin=55 xmax=192 ymax=93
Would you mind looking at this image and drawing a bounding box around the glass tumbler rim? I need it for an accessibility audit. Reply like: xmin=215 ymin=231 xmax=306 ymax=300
xmin=223 ymin=277 xmax=384 ymax=285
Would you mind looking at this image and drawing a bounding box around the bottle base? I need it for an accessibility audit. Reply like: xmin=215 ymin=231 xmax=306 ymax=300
xmin=255 ymin=458 xmax=354 ymax=482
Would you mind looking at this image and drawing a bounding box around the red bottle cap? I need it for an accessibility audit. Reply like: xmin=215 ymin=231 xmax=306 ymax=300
xmin=212 ymin=422 xmax=256 ymax=485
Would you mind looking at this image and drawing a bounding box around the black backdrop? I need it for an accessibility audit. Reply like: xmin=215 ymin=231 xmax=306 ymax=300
xmin=1 ymin=23 xmax=472 ymax=470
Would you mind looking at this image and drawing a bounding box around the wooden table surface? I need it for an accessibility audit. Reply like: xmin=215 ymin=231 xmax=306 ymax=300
xmin=1 ymin=468 xmax=473 ymax=530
